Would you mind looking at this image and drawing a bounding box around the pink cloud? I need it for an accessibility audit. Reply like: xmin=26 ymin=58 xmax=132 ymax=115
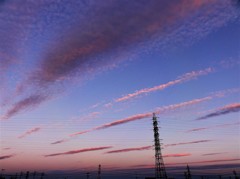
xmin=196 ymin=103 xmax=240 ymax=120
xmin=216 ymin=122 xmax=240 ymax=127
xmin=186 ymin=127 xmax=208 ymax=132
xmin=105 ymin=146 xmax=152 ymax=154
xmin=155 ymin=97 xmax=212 ymax=114
xmin=70 ymin=96 xmax=212 ymax=137
xmin=44 ymin=146 xmax=112 ymax=157
xmin=24 ymin=0 xmax=205 ymax=87
xmin=186 ymin=122 xmax=240 ymax=133
xmin=18 ymin=127 xmax=41 ymax=139
xmin=70 ymin=113 xmax=152 ymax=137
xmin=51 ymin=139 xmax=69 ymax=145
xmin=163 ymin=153 xmax=191 ymax=158
xmin=0 ymin=154 xmax=15 ymax=160
xmin=115 ymin=68 xmax=213 ymax=102
xmin=70 ymin=89 xmax=238 ymax=137
xmin=202 ymin=152 xmax=227 ymax=156
xmin=90 ymin=103 xmax=102 ymax=109
xmin=80 ymin=112 xmax=101 ymax=121
xmin=1 ymin=94 xmax=48 ymax=120
xmin=167 ymin=158 xmax=240 ymax=165
xmin=210 ymin=88 xmax=240 ymax=98
xmin=104 ymin=103 xmax=113 ymax=108
xmin=2 ymin=0 xmax=236 ymax=120
xmin=164 ymin=140 xmax=212 ymax=147
xmin=70 ymin=130 xmax=93 ymax=137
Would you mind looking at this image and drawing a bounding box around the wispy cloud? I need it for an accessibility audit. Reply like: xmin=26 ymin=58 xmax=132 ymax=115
xmin=164 ymin=140 xmax=212 ymax=147
xmin=115 ymin=68 xmax=213 ymax=102
xmin=196 ymin=103 xmax=240 ymax=120
xmin=209 ymin=88 xmax=240 ymax=98
xmin=105 ymin=146 xmax=152 ymax=154
xmin=70 ymin=113 xmax=152 ymax=137
xmin=202 ymin=152 xmax=227 ymax=156
xmin=1 ymin=0 xmax=237 ymax=119
xmin=70 ymin=130 xmax=92 ymax=137
xmin=44 ymin=146 xmax=112 ymax=157
xmin=0 ymin=154 xmax=15 ymax=160
xmin=167 ymin=158 xmax=240 ymax=165
xmin=70 ymin=96 xmax=212 ymax=137
xmin=186 ymin=127 xmax=208 ymax=132
xmin=155 ymin=97 xmax=212 ymax=114
xmin=219 ymin=59 xmax=240 ymax=69
xmin=18 ymin=127 xmax=41 ymax=139
xmin=186 ymin=122 xmax=240 ymax=132
xmin=79 ymin=112 xmax=101 ymax=122
xmin=163 ymin=153 xmax=191 ymax=158
xmin=1 ymin=94 xmax=48 ymax=120
xmin=51 ymin=139 xmax=69 ymax=145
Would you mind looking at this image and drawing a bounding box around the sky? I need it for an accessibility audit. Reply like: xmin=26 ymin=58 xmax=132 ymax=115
xmin=0 ymin=0 xmax=240 ymax=178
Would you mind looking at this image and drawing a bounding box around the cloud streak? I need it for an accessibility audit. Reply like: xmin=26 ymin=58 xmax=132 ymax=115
xmin=78 ymin=112 xmax=101 ymax=122
xmin=202 ymin=152 xmax=227 ymax=156
xmin=0 ymin=155 xmax=15 ymax=160
xmin=115 ymin=68 xmax=213 ymax=102
xmin=163 ymin=153 xmax=191 ymax=158
xmin=2 ymin=0 xmax=238 ymax=119
xmin=196 ymin=103 xmax=240 ymax=120
xmin=105 ymin=146 xmax=152 ymax=154
xmin=167 ymin=158 xmax=240 ymax=165
xmin=44 ymin=146 xmax=112 ymax=157
xmin=70 ymin=96 xmax=212 ymax=137
xmin=186 ymin=122 xmax=240 ymax=132
xmin=51 ymin=139 xmax=69 ymax=145
xmin=30 ymin=1 xmax=216 ymax=86
xmin=164 ymin=140 xmax=212 ymax=147
xmin=18 ymin=127 xmax=41 ymax=139
xmin=1 ymin=94 xmax=48 ymax=120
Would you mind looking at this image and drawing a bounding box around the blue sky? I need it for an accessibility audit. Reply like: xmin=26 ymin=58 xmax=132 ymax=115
xmin=0 ymin=0 xmax=240 ymax=177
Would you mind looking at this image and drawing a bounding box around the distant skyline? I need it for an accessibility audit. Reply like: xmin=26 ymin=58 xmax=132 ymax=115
xmin=0 ymin=0 xmax=239 ymax=177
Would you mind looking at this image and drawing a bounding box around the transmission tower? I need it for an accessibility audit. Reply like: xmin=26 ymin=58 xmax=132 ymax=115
xmin=152 ymin=113 xmax=167 ymax=179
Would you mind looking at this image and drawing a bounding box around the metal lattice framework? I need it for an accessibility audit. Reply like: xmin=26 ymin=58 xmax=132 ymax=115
xmin=152 ymin=113 xmax=167 ymax=179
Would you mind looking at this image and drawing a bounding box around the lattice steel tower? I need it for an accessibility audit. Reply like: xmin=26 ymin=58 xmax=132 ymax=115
xmin=152 ymin=113 xmax=167 ymax=179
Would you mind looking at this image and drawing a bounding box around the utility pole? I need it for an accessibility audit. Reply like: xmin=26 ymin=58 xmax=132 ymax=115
xmin=233 ymin=170 xmax=239 ymax=179
xmin=40 ymin=173 xmax=44 ymax=179
xmin=152 ymin=113 xmax=167 ymax=179
xmin=26 ymin=171 xmax=29 ymax=179
xmin=19 ymin=172 xmax=23 ymax=179
xmin=186 ymin=165 xmax=192 ymax=179
xmin=97 ymin=165 xmax=101 ymax=179
xmin=1 ymin=169 xmax=5 ymax=178
xmin=86 ymin=172 xmax=90 ymax=179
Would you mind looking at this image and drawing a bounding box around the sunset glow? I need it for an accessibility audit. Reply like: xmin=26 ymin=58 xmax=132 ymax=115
xmin=0 ymin=0 xmax=239 ymax=178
